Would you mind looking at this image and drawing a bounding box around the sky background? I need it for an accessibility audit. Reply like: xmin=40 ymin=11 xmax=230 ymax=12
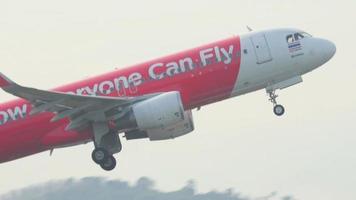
xmin=0 ymin=0 xmax=355 ymax=200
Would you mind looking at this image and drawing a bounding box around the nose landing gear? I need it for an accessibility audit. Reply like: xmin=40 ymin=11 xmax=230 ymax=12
xmin=268 ymin=90 xmax=285 ymax=116
xmin=273 ymin=104 xmax=285 ymax=116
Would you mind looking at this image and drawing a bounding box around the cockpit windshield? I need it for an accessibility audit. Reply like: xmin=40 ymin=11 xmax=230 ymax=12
xmin=300 ymin=32 xmax=312 ymax=37
xmin=286 ymin=32 xmax=312 ymax=43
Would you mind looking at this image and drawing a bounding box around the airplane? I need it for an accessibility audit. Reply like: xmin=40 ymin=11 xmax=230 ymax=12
xmin=0 ymin=28 xmax=335 ymax=171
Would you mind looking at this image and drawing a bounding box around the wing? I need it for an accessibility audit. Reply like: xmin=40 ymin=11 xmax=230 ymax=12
xmin=0 ymin=73 xmax=157 ymax=131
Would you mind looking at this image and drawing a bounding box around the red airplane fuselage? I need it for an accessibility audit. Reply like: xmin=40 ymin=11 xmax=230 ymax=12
xmin=0 ymin=36 xmax=241 ymax=163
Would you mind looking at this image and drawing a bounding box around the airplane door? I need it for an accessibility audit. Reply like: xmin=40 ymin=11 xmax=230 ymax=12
xmin=250 ymin=34 xmax=273 ymax=64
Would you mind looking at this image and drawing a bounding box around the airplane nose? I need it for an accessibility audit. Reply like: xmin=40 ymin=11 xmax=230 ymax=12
xmin=321 ymin=39 xmax=336 ymax=63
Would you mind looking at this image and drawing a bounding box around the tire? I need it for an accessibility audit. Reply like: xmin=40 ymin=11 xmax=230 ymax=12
xmin=100 ymin=155 xmax=117 ymax=171
xmin=91 ymin=148 xmax=109 ymax=164
xmin=273 ymin=104 xmax=285 ymax=116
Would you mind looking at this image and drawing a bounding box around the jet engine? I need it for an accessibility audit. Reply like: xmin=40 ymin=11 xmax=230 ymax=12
xmin=124 ymin=91 xmax=194 ymax=140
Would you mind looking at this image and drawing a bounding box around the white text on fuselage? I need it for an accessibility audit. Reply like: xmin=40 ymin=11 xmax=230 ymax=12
xmin=0 ymin=104 xmax=27 ymax=125
xmin=67 ymin=45 xmax=237 ymax=96
xmin=0 ymin=44 xmax=238 ymax=125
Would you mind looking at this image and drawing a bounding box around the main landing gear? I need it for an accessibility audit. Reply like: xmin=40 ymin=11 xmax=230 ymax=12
xmin=267 ymin=90 xmax=285 ymax=116
xmin=91 ymin=121 xmax=122 ymax=171
xmin=92 ymin=148 xmax=117 ymax=171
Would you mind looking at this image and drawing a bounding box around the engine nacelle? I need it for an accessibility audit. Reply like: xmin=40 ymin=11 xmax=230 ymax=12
xmin=125 ymin=110 xmax=194 ymax=141
xmin=145 ymin=110 xmax=194 ymax=140
xmin=130 ymin=91 xmax=194 ymax=140
xmin=132 ymin=91 xmax=185 ymax=130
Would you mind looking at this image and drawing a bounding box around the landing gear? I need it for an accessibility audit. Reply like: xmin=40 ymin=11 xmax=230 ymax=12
xmin=100 ymin=155 xmax=117 ymax=171
xmin=91 ymin=121 xmax=122 ymax=171
xmin=273 ymin=104 xmax=285 ymax=116
xmin=91 ymin=148 xmax=109 ymax=164
xmin=92 ymin=148 xmax=117 ymax=171
xmin=268 ymin=90 xmax=285 ymax=116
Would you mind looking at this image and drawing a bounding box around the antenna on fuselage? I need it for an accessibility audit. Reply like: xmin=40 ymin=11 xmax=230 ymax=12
xmin=246 ymin=26 xmax=253 ymax=32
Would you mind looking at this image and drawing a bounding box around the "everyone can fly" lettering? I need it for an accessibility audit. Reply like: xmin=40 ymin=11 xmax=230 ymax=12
xmin=67 ymin=44 xmax=237 ymax=96
xmin=0 ymin=44 xmax=239 ymax=126
xmin=0 ymin=104 xmax=27 ymax=125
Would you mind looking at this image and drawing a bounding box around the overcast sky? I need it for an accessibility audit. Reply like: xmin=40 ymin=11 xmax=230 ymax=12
xmin=0 ymin=1 xmax=355 ymax=200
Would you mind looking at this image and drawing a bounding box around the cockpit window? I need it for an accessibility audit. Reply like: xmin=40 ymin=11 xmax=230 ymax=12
xmin=286 ymin=34 xmax=295 ymax=43
xmin=286 ymin=32 xmax=312 ymax=43
xmin=301 ymin=32 xmax=312 ymax=37
xmin=294 ymin=33 xmax=304 ymax=40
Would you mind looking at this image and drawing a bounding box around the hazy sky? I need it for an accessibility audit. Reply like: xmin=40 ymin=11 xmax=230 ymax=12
xmin=0 ymin=0 xmax=355 ymax=200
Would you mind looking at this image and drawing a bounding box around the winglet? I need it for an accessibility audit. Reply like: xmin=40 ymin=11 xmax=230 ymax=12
xmin=0 ymin=73 xmax=15 ymax=88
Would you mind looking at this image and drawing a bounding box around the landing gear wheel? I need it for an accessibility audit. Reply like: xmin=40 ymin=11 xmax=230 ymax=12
xmin=273 ymin=104 xmax=285 ymax=116
xmin=100 ymin=155 xmax=117 ymax=171
xmin=91 ymin=148 xmax=109 ymax=164
xmin=267 ymin=90 xmax=285 ymax=117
